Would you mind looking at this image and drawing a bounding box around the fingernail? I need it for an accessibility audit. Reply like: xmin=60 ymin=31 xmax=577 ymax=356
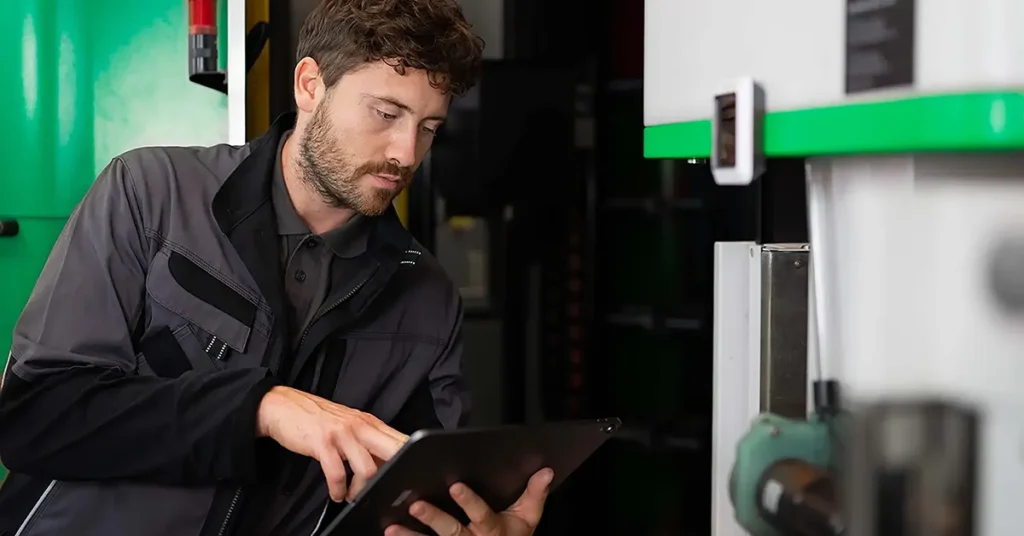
xmin=451 ymin=483 xmax=465 ymax=497
xmin=541 ymin=468 xmax=554 ymax=484
xmin=410 ymin=502 xmax=426 ymax=516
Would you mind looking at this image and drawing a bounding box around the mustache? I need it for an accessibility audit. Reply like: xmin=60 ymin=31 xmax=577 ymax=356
xmin=356 ymin=161 xmax=414 ymax=182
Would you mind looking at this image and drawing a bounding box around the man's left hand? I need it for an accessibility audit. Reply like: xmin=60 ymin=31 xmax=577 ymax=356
xmin=384 ymin=468 xmax=554 ymax=536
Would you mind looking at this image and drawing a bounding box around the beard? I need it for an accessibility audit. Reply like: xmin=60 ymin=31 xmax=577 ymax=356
xmin=297 ymin=101 xmax=413 ymax=216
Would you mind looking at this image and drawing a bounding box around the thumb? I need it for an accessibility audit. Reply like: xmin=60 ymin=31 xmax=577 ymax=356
xmin=508 ymin=468 xmax=554 ymax=527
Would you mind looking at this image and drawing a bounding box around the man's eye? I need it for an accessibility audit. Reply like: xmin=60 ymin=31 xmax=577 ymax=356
xmin=421 ymin=126 xmax=437 ymax=135
xmin=376 ymin=110 xmax=397 ymax=121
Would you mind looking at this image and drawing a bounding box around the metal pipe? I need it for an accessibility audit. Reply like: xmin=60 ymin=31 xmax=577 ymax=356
xmin=803 ymin=162 xmax=837 ymax=381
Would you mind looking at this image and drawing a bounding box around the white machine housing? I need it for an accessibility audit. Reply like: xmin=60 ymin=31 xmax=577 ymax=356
xmin=644 ymin=0 xmax=1024 ymax=125
xmin=803 ymin=154 xmax=1024 ymax=536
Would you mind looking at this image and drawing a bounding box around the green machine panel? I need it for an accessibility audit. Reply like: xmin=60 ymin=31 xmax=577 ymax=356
xmin=0 ymin=0 xmax=231 ymax=477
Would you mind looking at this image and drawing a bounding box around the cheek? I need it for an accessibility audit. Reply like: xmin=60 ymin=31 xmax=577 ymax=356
xmin=330 ymin=121 xmax=384 ymax=160
xmin=414 ymin=134 xmax=435 ymax=160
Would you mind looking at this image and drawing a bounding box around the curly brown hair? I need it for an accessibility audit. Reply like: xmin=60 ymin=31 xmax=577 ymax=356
xmin=296 ymin=0 xmax=485 ymax=96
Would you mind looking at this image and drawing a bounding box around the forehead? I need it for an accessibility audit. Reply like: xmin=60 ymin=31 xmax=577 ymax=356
xmin=332 ymin=61 xmax=450 ymax=117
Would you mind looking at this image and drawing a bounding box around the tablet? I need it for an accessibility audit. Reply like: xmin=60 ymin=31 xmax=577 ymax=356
xmin=319 ymin=417 xmax=621 ymax=535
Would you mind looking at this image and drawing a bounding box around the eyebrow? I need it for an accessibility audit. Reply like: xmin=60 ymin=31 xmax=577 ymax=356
xmin=364 ymin=93 xmax=446 ymax=122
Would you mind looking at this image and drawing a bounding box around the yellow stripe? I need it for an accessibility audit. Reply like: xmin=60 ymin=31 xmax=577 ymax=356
xmin=245 ymin=0 xmax=270 ymax=139
xmin=394 ymin=190 xmax=408 ymax=227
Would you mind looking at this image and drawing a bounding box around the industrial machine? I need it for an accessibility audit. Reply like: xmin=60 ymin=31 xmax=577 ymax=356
xmin=644 ymin=1 xmax=1024 ymax=535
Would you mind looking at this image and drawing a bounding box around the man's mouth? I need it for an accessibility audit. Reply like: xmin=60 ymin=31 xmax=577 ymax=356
xmin=370 ymin=174 xmax=402 ymax=190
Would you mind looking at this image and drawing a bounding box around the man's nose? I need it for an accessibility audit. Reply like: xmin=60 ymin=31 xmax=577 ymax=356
xmin=384 ymin=129 xmax=418 ymax=168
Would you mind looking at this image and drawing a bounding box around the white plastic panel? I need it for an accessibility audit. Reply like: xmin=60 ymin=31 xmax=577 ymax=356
xmin=644 ymin=0 xmax=1024 ymax=125
xmin=711 ymin=242 xmax=762 ymax=536
xmin=805 ymin=154 xmax=1024 ymax=536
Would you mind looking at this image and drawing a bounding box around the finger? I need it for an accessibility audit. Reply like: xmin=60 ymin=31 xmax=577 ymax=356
xmin=449 ymin=483 xmax=500 ymax=531
xmin=338 ymin=433 xmax=378 ymax=501
xmin=364 ymin=414 xmax=411 ymax=444
xmin=508 ymin=468 xmax=554 ymax=527
xmin=353 ymin=423 xmax=408 ymax=461
xmin=317 ymin=446 xmax=349 ymax=502
xmin=383 ymin=525 xmax=425 ymax=536
xmin=409 ymin=500 xmax=467 ymax=536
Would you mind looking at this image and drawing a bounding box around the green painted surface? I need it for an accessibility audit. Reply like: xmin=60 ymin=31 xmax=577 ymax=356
xmin=0 ymin=0 xmax=231 ymax=477
xmin=644 ymin=91 xmax=1024 ymax=159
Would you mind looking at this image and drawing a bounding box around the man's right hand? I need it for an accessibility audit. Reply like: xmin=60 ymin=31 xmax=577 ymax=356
xmin=256 ymin=386 xmax=409 ymax=502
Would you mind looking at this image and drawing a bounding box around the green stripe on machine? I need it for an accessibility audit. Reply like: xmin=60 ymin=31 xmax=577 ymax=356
xmin=643 ymin=91 xmax=1024 ymax=159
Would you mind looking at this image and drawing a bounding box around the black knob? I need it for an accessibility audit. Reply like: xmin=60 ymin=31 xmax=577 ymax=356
xmin=0 ymin=219 xmax=18 ymax=237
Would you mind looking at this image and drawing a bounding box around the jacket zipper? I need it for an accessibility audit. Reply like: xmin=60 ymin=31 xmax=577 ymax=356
xmin=298 ymin=271 xmax=374 ymax=349
xmin=205 ymin=336 xmax=230 ymax=361
xmin=216 ymin=489 xmax=242 ymax=536
xmin=216 ymin=270 xmax=375 ymax=535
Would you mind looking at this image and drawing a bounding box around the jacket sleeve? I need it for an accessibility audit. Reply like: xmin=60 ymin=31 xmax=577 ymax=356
xmin=0 ymin=157 xmax=277 ymax=486
xmin=391 ymin=282 xmax=471 ymax=434
xmin=390 ymin=286 xmax=469 ymax=435
xmin=429 ymin=293 xmax=469 ymax=429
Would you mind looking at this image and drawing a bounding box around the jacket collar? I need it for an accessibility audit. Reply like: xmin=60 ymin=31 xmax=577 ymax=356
xmin=212 ymin=112 xmax=411 ymax=251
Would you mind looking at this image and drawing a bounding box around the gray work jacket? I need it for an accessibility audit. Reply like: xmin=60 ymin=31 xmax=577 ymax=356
xmin=0 ymin=114 xmax=467 ymax=536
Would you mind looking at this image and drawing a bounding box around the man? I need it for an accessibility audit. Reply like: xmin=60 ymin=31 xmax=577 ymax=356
xmin=0 ymin=1 xmax=552 ymax=535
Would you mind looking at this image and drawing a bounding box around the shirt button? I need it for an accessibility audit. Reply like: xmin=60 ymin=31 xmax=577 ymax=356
xmin=294 ymin=270 xmax=306 ymax=282
xmin=305 ymin=238 xmax=318 ymax=249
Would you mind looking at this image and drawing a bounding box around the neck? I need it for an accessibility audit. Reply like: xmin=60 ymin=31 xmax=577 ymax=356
xmin=281 ymin=131 xmax=357 ymax=235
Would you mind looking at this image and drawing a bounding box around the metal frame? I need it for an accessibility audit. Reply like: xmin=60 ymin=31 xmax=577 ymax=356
xmin=758 ymin=244 xmax=809 ymax=419
xmin=712 ymin=241 xmax=762 ymax=536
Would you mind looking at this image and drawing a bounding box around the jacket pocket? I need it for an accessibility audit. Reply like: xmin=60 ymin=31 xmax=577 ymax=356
xmin=17 ymin=481 xmax=216 ymax=536
xmin=146 ymin=248 xmax=258 ymax=364
xmin=136 ymin=326 xmax=204 ymax=378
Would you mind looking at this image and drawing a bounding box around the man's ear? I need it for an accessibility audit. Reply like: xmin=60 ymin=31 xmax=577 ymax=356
xmin=294 ymin=57 xmax=324 ymax=113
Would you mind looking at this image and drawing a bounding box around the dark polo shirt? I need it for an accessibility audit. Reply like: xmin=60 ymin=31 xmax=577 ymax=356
xmin=271 ymin=131 xmax=371 ymax=346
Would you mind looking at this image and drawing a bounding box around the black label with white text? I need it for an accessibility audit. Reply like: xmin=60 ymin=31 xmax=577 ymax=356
xmin=845 ymin=0 xmax=914 ymax=94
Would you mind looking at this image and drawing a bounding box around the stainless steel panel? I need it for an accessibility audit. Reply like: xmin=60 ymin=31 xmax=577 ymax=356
xmin=760 ymin=244 xmax=810 ymax=418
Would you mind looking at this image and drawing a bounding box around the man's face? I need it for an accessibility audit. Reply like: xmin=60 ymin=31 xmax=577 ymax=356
xmin=298 ymin=61 xmax=449 ymax=216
